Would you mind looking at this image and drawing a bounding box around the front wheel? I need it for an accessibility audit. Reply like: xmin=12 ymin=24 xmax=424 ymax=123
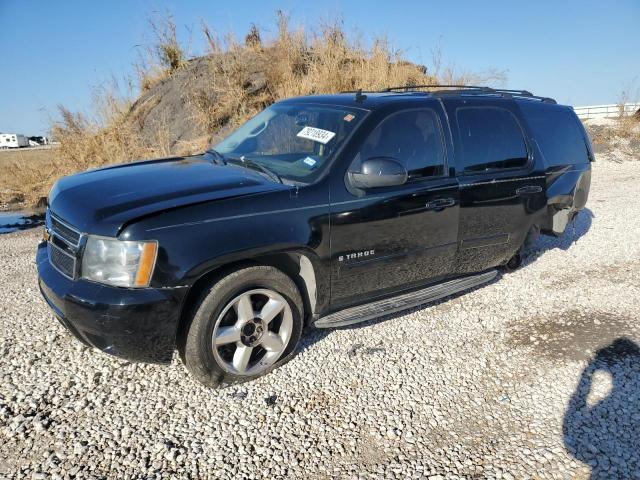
xmin=182 ymin=266 xmax=304 ymax=388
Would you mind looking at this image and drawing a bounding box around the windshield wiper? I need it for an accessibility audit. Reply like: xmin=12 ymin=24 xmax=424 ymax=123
xmin=207 ymin=149 xmax=228 ymax=165
xmin=226 ymin=156 xmax=283 ymax=184
xmin=206 ymin=149 xmax=283 ymax=184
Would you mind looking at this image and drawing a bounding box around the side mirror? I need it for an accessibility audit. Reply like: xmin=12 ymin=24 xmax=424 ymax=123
xmin=348 ymin=157 xmax=408 ymax=189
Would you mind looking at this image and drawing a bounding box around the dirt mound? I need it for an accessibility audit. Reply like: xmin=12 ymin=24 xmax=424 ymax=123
xmin=127 ymin=56 xmax=212 ymax=150
xmin=126 ymin=52 xmax=269 ymax=151
xmin=124 ymin=39 xmax=431 ymax=154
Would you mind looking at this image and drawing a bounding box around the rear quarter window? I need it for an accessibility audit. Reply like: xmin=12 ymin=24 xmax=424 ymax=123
xmin=519 ymin=102 xmax=590 ymax=166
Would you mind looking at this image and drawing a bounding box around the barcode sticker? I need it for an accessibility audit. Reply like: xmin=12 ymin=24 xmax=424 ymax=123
xmin=297 ymin=126 xmax=336 ymax=144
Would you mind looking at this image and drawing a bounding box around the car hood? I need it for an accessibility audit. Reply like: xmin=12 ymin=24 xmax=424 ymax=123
xmin=48 ymin=155 xmax=288 ymax=236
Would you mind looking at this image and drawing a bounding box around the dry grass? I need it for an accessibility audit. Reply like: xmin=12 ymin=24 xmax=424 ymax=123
xmin=587 ymin=116 xmax=640 ymax=147
xmin=192 ymin=14 xmax=438 ymax=137
xmin=0 ymin=148 xmax=56 ymax=207
xmin=4 ymin=89 xmax=155 ymax=206
xmin=4 ymin=12 xmax=506 ymax=208
xmin=190 ymin=13 xmax=505 ymax=145
xmin=584 ymin=114 xmax=640 ymax=162
xmin=616 ymin=115 xmax=640 ymax=140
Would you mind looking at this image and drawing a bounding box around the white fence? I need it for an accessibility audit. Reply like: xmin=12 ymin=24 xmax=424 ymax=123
xmin=0 ymin=144 xmax=56 ymax=153
xmin=573 ymin=102 xmax=640 ymax=120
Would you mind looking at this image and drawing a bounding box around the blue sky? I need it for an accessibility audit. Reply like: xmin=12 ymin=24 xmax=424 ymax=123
xmin=1 ymin=0 xmax=638 ymax=135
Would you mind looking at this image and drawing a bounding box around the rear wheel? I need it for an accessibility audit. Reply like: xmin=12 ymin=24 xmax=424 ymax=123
xmin=503 ymin=252 xmax=522 ymax=272
xmin=182 ymin=266 xmax=304 ymax=388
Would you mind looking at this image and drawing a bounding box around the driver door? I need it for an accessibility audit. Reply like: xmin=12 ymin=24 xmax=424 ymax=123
xmin=329 ymin=107 xmax=460 ymax=309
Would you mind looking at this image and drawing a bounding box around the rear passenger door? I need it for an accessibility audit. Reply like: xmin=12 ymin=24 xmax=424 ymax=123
xmin=446 ymin=99 xmax=546 ymax=273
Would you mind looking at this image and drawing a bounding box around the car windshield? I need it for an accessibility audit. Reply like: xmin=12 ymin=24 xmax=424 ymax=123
xmin=211 ymin=103 xmax=366 ymax=184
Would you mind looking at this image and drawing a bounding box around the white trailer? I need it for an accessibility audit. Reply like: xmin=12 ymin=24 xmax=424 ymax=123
xmin=29 ymin=136 xmax=49 ymax=145
xmin=0 ymin=133 xmax=29 ymax=149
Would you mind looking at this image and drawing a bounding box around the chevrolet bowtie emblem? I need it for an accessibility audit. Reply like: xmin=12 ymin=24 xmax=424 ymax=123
xmin=43 ymin=227 xmax=50 ymax=242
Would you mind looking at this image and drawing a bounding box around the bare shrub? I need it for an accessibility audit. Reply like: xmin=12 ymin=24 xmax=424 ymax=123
xmin=245 ymin=24 xmax=262 ymax=48
xmin=151 ymin=14 xmax=185 ymax=73
xmin=135 ymin=13 xmax=187 ymax=92
xmin=429 ymin=43 xmax=507 ymax=87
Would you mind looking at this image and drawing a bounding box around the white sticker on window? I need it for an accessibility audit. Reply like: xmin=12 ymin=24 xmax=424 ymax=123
xmin=303 ymin=157 xmax=317 ymax=167
xmin=297 ymin=126 xmax=336 ymax=144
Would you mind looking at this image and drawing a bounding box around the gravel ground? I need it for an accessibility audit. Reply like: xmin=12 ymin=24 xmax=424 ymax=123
xmin=1 ymin=159 xmax=639 ymax=479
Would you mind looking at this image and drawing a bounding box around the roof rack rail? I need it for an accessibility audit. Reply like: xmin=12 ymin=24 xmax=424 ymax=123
xmin=385 ymin=84 xmax=557 ymax=104
xmin=341 ymin=84 xmax=557 ymax=104
xmin=383 ymin=84 xmax=492 ymax=92
xmin=493 ymin=88 xmax=533 ymax=96
xmin=490 ymin=88 xmax=557 ymax=104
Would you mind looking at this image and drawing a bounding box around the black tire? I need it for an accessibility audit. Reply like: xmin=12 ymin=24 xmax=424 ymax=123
xmin=523 ymin=224 xmax=540 ymax=251
xmin=182 ymin=266 xmax=304 ymax=388
xmin=502 ymin=252 xmax=522 ymax=272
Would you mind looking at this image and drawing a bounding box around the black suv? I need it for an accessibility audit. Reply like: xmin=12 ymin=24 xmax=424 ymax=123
xmin=37 ymin=86 xmax=592 ymax=387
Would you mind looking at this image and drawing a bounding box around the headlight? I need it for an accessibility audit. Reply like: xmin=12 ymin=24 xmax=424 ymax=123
xmin=81 ymin=236 xmax=158 ymax=288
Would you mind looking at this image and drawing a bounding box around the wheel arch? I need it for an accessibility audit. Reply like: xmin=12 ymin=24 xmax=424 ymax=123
xmin=175 ymin=249 xmax=323 ymax=352
xmin=542 ymin=169 xmax=591 ymax=235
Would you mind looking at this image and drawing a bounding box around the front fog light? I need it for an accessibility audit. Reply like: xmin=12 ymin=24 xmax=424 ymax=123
xmin=81 ymin=236 xmax=158 ymax=288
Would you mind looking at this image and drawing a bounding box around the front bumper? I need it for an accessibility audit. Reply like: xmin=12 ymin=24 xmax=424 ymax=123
xmin=36 ymin=241 xmax=187 ymax=364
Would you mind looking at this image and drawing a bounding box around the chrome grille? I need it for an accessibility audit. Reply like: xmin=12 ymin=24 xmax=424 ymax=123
xmin=50 ymin=214 xmax=81 ymax=246
xmin=47 ymin=210 xmax=82 ymax=280
xmin=48 ymin=242 xmax=76 ymax=279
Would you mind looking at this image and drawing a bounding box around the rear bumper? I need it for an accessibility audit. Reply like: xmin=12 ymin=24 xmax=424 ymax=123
xmin=36 ymin=241 xmax=187 ymax=364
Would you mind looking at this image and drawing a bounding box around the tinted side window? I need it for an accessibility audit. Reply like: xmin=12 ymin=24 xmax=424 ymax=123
xmin=519 ymin=102 xmax=589 ymax=166
xmin=457 ymin=107 xmax=528 ymax=173
xmin=357 ymin=109 xmax=446 ymax=178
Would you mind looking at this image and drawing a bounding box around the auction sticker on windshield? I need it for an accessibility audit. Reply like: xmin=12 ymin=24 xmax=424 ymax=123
xmin=297 ymin=126 xmax=336 ymax=144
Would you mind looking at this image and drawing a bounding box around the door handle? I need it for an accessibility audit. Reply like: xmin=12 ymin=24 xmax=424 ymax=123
xmin=515 ymin=185 xmax=542 ymax=195
xmin=425 ymin=198 xmax=456 ymax=210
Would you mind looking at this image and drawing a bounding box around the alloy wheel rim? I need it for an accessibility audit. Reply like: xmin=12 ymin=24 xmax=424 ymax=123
xmin=211 ymin=289 xmax=293 ymax=376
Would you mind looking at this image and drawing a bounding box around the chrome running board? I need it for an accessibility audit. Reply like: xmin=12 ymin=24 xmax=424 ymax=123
xmin=314 ymin=269 xmax=497 ymax=328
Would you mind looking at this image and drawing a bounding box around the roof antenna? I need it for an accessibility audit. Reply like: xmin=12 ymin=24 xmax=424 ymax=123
xmin=355 ymin=89 xmax=367 ymax=103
